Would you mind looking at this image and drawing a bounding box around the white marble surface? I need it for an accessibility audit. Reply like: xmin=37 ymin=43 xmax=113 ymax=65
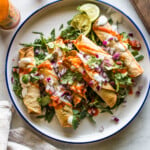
xmin=0 ymin=0 xmax=150 ymax=149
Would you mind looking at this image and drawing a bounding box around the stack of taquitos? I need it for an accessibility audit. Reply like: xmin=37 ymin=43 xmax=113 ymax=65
xmin=63 ymin=50 xmax=117 ymax=108
xmin=19 ymin=47 xmax=41 ymax=114
xmin=38 ymin=60 xmax=73 ymax=127
xmin=47 ymin=39 xmax=87 ymax=106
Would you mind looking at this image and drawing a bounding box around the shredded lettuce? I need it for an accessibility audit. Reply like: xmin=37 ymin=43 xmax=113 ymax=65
xmin=87 ymin=56 xmax=102 ymax=68
xmin=60 ymin=70 xmax=82 ymax=85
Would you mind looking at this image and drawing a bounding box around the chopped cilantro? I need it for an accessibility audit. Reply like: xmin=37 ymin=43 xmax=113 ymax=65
xmin=12 ymin=67 xmax=22 ymax=99
xmin=37 ymin=106 xmax=55 ymax=122
xmin=60 ymin=70 xmax=82 ymax=85
xmin=120 ymin=32 xmax=129 ymax=41
xmin=30 ymin=75 xmax=40 ymax=83
xmin=22 ymin=74 xmax=30 ymax=84
xmin=37 ymin=95 xmax=51 ymax=106
xmin=135 ymin=55 xmax=144 ymax=61
xmin=87 ymin=56 xmax=102 ymax=68
xmin=59 ymin=24 xmax=64 ymax=30
xmin=108 ymin=18 xmax=113 ymax=25
xmin=131 ymin=50 xmax=139 ymax=56
xmin=61 ymin=26 xmax=80 ymax=40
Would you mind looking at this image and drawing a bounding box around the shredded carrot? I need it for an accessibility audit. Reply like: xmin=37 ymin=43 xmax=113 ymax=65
xmin=117 ymin=69 xmax=127 ymax=74
xmin=37 ymin=63 xmax=52 ymax=70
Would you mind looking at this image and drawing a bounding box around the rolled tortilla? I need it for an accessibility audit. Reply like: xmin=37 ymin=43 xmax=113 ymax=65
xmin=63 ymin=51 xmax=117 ymax=108
xmin=19 ymin=47 xmax=41 ymax=115
xmin=48 ymin=38 xmax=87 ymax=105
xmin=38 ymin=60 xmax=73 ymax=127
xmin=74 ymin=35 xmax=114 ymax=64
xmin=93 ymin=17 xmax=143 ymax=77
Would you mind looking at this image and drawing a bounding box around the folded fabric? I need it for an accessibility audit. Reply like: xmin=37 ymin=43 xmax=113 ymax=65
xmin=7 ymin=141 xmax=32 ymax=150
xmin=9 ymin=127 xmax=60 ymax=150
xmin=0 ymin=100 xmax=60 ymax=150
xmin=0 ymin=101 xmax=12 ymax=150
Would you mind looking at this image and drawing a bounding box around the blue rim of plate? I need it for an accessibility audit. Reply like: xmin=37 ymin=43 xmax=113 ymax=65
xmin=5 ymin=0 xmax=150 ymax=144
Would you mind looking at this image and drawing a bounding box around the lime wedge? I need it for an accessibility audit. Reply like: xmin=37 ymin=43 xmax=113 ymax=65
xmin=71 ymin=13 xmax=91 ymax=35
xmin=78 ymin=3 xmax=100 ymax=22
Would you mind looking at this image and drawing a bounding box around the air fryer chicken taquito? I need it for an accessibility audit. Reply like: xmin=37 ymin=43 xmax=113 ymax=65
xmin=19 ymin=47 xmax=41 ymax=114
xmin=93 ymin=15 xmax=143 ymax=77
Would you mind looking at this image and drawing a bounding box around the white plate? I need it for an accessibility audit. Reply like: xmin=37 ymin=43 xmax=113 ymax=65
xmin=5 ymin=0 xmax=150 ymax=143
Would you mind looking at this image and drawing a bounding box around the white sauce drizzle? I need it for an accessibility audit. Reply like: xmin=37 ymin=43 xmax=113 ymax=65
xmin=22 ymin=87 xmax=28 ymax=98
xmin=97 ymin=15 xmax=108 ymax=26
xmin=19 ymin=58 xmax=33 ymax=68
xmin=68 ymin=116 xmax=73 ymax=125
xmin=117 ymin=43 xmax=127 ymax=51
xmin=93 ymin=73 xmax=105 ymax=83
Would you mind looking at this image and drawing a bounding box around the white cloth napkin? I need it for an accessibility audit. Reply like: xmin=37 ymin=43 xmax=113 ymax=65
xmin=0 ymin=101 xmax=12 ymax=150
xmin=0 ymin=101 xmax=60 ymax=150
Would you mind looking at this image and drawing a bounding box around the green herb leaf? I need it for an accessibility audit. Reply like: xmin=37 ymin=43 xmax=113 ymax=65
xmin=135 ymin=55 xmax=144 ymax=61
xmin=37 ymin=106 xmax=55 ymax=122
xmin=120 ymin=32 xmax=129 ymax=41
xmin=37 ymin=95 xmax=51 ymax=106
xmin=30 ymin=67 xmax=38 ymax=73
xmin=32 ymin=31 xmax=44 ymax=36
xmin=49 ymin=28 xmax=55 ymax=41
xmin=108 ymin=18 xmax=113 ymax=25
xmin=87 ymin=114 xmax=96 ymax=123
xmin=131 ymin=50 xmax=139 ymax=56
xmin=12 ymin=67 xmax=22 ymax=99
xmin=59 ymin=24 xmax=64 ymax=30
xmin=60 ymin=70 xmax=82 ymax=85
xmin=61 ymin=26 xmax=80 ymax=40
xmin=72 ymin=115 xmax=80 ymax=129
xmin=22 ymin=74 xmax=30 ymax=84
xmin=30 ymin=75 xmax=40 ymax=83
xmin=87 ymin=56 xmax=102 ymax=68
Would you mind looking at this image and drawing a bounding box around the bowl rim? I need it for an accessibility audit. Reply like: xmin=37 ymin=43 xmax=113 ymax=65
xmin=5 ymin=0 xmax=150 ymax=144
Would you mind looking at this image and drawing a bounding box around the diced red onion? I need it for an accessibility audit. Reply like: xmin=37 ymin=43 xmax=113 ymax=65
xmin=89 ymin=80 xmax=94 ymax=86
xmin=132 ymin=79 xmax=137 ymax=86
xmin=35 ymin=49 xmax=40 ymax=55
xmin=96 ymin=85 xmax=101 ymax=91
xmin=60 ymin=68 xmax=67 ymax=77
xmin=108 ymin=37 xmax=114 ymax=41
xmin=112 ymin=52 xmax=120 ymax=60
xmin=95 ymin=67 xmax=101 ymax=73
xmin=112 ymin=116 xmax=119 ymax=123
xmin=11 ymin=77 xmax=14 ymax=83
xmin=83 ymin=54 xmax=87 ymax=58
xmin=66 ymin=95 xmax=72 ymax=100
xmin=135 ymin=91 xmax=140 ymax=96
xmin=128 ymin=33 xmax=133 ymax=37
xmin=102 ymin=40 xmax=108 ymax=46
xmin=110 ymin=81 xmax=115 ymax=86
xmin=47 ymin=77 xmax=51 ymax=82
xmin=35 ymin=73 xmax=40 ymax=76
xmin=61 ymin=90 xmax=71 ymax=97
xmin=95 ymin=54 xmax=99 ymax=58
xmin=103 ymin=59 xmax=111 ymax=67
xmin=67 ymin=43 xmax=73 ymax=49
xmin=82 ymin=70 xmax=86 ymax=74
xmin=102 ymin=72 xmax=107 ymax=78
